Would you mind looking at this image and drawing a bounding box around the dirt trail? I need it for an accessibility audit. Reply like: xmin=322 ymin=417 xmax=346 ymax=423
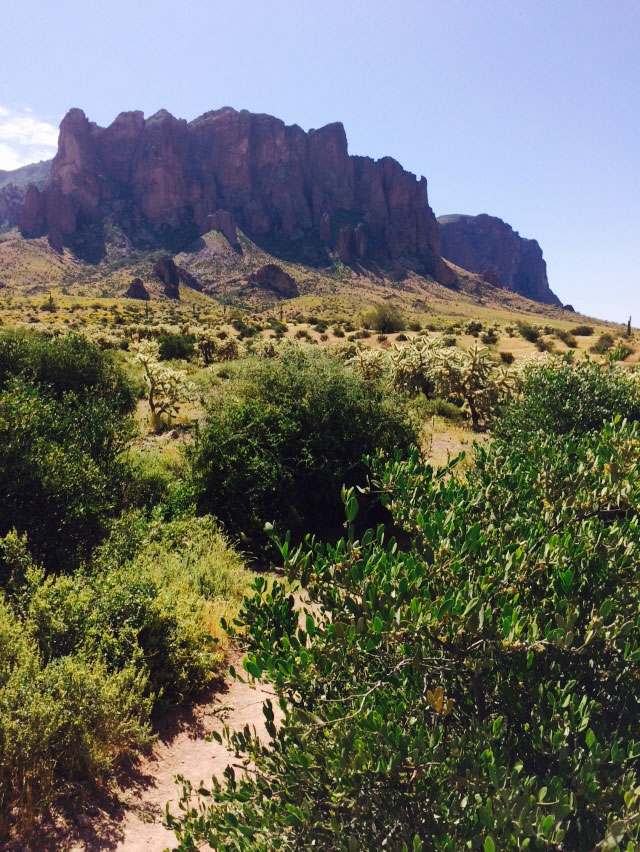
xmin=7 ymin=654 xmax=276 ymax=852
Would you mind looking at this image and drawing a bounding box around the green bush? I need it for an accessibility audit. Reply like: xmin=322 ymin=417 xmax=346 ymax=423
xmin=0 ymin=330 xmax=137 ymax=413
xmin=554 ymin=328 xmax=577 ymax=348
xmin=362 ymin=304 xmax=406 ymax=334
xmin=421 ymin=397 xmax=464 ymax=421
xmin=0 ymin=514 xmax=249 ymax=836
xmin=0 ymin=596 xmax=151 ymax=838
xmin=590 ymin=332 xmax=615 ymax=354
xmin=496 ymin=357 xmax=640 ymax=439
xmin=169 ymin=417 xmax=640 ymax=850
xmin=187 ymin=346 xmax=417 ymax=554
xmin=499 ymin=351 xmax=515 ymax=364
xmin=480 ymin=329 xmax=498 ymax=345
xmin=465 ymin=320 xmax=483 ymax=336
xmin=0 ymin=380 xmax=132 ymax=571
xmin=158 ymin=332 xmax=196 ymax=361
xmin=516 ymin=321 xmax=540 ymax=342
xmin=570 ymin=324 xmax=594 ymax=336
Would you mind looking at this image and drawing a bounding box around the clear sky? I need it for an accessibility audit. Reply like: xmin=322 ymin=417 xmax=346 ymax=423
xmin=1 ymin=0 xmax=638 ymax=322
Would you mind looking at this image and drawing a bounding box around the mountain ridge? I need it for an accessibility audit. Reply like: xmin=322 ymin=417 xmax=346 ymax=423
xmin=17 ymin=106 xmax=452 ymax=285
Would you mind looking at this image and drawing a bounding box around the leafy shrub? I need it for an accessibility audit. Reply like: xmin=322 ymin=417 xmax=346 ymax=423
xmin=480 ymin=329 xmax=498 ymax=345
xmin=535 ymin=337 xmax=554 ymax=352
xmin=554 ymin=328 xmax=577 ymax=347
xmin=496 ymin=357 xmax=640 ymax=439
xmin=158 ymin=332 xmax=196 ymax=361
xmin=571 ymin=324 xmax=594 ymax=336
xmin=421 ymin=397 xmax=464 ymax=421
xmin=590 ymin=332 xmax=615 ymax=354
xmin=169 ymin=418 xmax=640 ymax=850
xmin=516 ymin=321 xmax=540 ymax=342
xmin=362 ymin=304 xmax=406 ymax=334
xmin=0 ymin=330 xmax=136 ymax=413
xmin=0 ymin=595 xmax=151 ymax=838
xmin=465 ymin=320 xmax=483 ymax=336
xmin=187 ymin=346 xmax=416 ymax=554
xmin=0 ymin=513 xmax=249 ymax=836
xmin=499 ymin=351 xmax=515 ymax=364
xmin=0 ymin=379 xmax=132 ymax=571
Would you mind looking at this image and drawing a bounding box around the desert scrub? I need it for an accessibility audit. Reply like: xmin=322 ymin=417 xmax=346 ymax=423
xmin=187 ymin=345 xmax=417 ymax=555
xmin=169 ymin=417 xmax=640 ymax=851
xmin=0 ymin=514 xmax=249 ymax=836
xmin=0 ymin=595 xmax=151 ymax=839
xmin=496 ymin=355 xmax=640 ymax=438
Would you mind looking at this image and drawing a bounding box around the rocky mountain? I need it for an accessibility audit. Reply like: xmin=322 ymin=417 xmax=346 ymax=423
xmin=438 ymin=214 xmax=561 ymax=306
xmin=17 ymin=107 xmax=452 ymax=283
xmin=0 ymin=160 xmax=51 ymax=230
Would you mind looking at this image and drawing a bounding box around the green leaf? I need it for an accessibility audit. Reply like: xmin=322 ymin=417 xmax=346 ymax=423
xmin=484 ymin=837 xmax=495 ymax=852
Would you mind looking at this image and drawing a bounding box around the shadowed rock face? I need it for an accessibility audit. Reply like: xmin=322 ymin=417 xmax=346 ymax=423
xmin=438 ymin=213 xmax=561 ymax=306
xmin=153 ymin=256 xmax=180 ymax=299
xmin=18 ymin=107 xmax=446 ymax=278
xmin=124 ymin=278 xmax=150 ymax=300
xmin=246 ymin=264 xmax=299 ymax=298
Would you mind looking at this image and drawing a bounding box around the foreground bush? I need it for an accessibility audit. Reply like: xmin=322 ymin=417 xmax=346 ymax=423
xmin=0 ymin=515 xmax=250 ymax=836
xmin=169 ymin=418 xmax=640 ymax=850
xmin=187 ymin=346 xmax=417 ymax=554
xmin=0 ymin=330 xmax=137 ymax=412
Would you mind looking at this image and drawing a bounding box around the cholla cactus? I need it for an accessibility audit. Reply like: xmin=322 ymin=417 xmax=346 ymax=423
xmin=432 ymin=343 xmax=515 ymax=429
xmin=390 ymin=336 xmax=444 ymax=396
xmin=197 ymin=330 xmax=240 ymax=365
xmin=347 ymin=344 xmax=388 ymax=383
xmin=133 ymin=340 xmax=195 ymax=431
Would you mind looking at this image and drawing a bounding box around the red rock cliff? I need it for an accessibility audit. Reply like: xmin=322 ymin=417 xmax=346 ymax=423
xmin=20 ymin=107 xmax=445 ymax=278
xmin=437 ymin=213 xmax=561 ymax=306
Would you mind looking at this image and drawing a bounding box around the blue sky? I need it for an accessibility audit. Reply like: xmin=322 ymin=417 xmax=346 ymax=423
xmin=1 ymin=0 xmax=638 ymax=322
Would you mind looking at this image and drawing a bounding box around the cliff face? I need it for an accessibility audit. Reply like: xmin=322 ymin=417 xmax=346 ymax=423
xmin=0 ymin=160 xmax=51 ymax=230
xmin=19 ymin=107 xmax=446 ymax=278
xmin=438 ymin=213 xmax=561 ymax=306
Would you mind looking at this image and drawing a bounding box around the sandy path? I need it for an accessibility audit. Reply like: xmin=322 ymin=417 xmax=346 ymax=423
xmin=6 ymin=654 xmax=277 ymax=852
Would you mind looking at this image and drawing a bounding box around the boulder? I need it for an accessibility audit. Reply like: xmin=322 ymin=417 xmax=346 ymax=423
xmin=246 ymin=264 xmax=299 ymax=298
xmin=124 ymin=278 xmax=150 ymax=300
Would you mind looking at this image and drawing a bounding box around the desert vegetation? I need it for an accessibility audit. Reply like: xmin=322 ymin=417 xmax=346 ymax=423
xmin=2 ymin=316 xmax=640 ymax=849
xmin=168 ymin=355 xmax=640 ymax=851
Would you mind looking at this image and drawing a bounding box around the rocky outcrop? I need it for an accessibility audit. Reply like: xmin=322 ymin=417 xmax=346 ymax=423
xmin=177 ymin=265 xmax=203 ymax=291
xmin=0 ymin=184 xmax=24 ymax=230
xmin=437 ymin=214 xmax=561 ymax=306
xmin=19 ymin=107 xmax=446 ymax=277
xmin=246 ymin=264 xmax=299 ymax=298
xmin=0 ymin=161 xmax=52 ymax=229
xmin=153 ymin=256 xmax=180 ymax=299
xmin=124 ymin=278 xmax=150 ymax=300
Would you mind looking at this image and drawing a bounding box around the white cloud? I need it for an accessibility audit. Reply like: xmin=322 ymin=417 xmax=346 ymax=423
xmin=0 ymin=106 xmax=58 ymax=171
